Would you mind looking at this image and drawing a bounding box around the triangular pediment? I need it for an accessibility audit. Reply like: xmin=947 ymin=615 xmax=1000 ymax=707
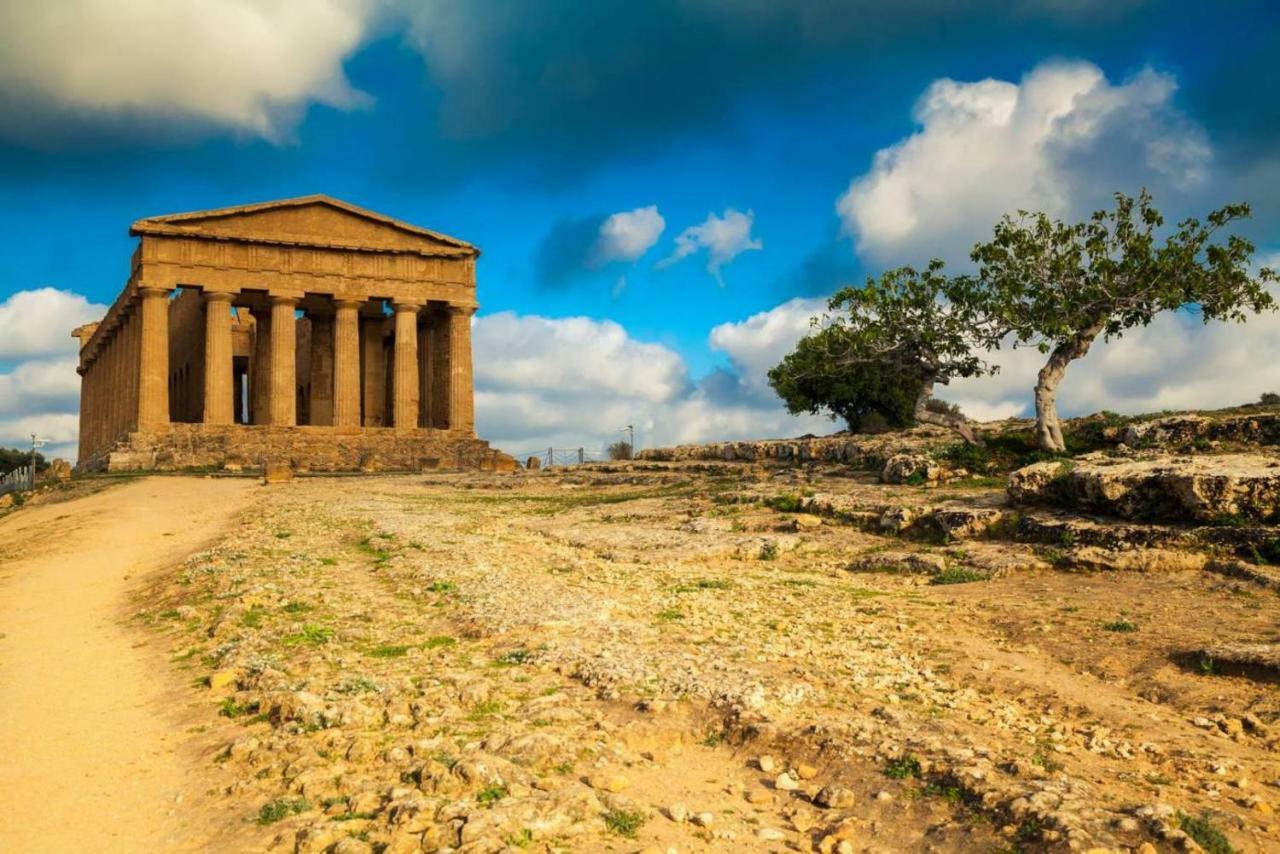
xmin=130 ymin=195 xmax=476 ymax=256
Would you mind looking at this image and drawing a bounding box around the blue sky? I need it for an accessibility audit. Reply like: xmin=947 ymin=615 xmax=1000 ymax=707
xmin=2 ymin=1 xmax=1279 ymax=459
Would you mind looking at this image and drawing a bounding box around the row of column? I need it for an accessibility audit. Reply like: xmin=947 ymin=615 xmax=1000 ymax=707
xmin=78 ymin=286 xmax=169 ymax=460
xmin=201 ymin=293 xmax=474 ymax=432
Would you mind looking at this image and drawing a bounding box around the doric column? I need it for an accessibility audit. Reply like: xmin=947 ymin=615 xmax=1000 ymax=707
xmin=332 ymin=299 xmax=362 ymax=428
xmin=392 ymin=301 xmax=422 ymax=430
xmin=361 ymin=316 xmax=387 ymax=427
xmin=268 ymin=295 xmax=298 ymax=426
xmin=202 ymin=291 xmax=235 ymax=424
xmin=308 ymin=315 xmax=335 ymax=426
xmin=447 ymin=305 xmax=476 ymax=435
xmin=136 ymin=286 xmax=170 ymax=429
xmin=251 ymin=308 xmax=271 ymax=424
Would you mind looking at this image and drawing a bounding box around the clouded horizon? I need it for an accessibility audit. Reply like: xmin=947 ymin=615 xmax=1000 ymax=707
xmin=2 ymin=1 xmax=1278 ymax=462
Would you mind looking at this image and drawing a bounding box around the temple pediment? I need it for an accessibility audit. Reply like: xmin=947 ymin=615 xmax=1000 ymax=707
xmin=130 ymin=195 xmax=477 ymax=257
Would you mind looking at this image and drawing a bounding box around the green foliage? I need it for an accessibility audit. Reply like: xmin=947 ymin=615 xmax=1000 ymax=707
xmin=607 ymin=440 xmax=633 ymax=460
xmin=1101 ymin=620 xmax=1138 ymax=633
xmin=768 ymin=263 xmax=1000 ymax=435
xmin=476 ymin=785 xmax=508 ymax=806
xmin=603 ymin=809 xmax=646 ymax=838
xmin=0 ymin=447 xmax=48 ymax=475
xmin=423 ymin=635 xmax=457 ymax=649
xmin=367 ymin=644 xmax=411 ymax=658
xmin=1177 ymin=812 xmax=1235 ymax=854
xmin=768 ymin=329 xmax=923 ymax=431
xmin=930 ymin=568 xmax=988 ymax=585
xmin=883 ymin=754 xmax=923 ymax=779
xmin=282 ymin=623 xmax=333 ymax=646
xmin=965 ymin=191 xmax=1276 ymax=449
xmin=764 ymin=494 xmax=805 ymax=513
xmin=257 ymin=798 xmax=309 ymax=825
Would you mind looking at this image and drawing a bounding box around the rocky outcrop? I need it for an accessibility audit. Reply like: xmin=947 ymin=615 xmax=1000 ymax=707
xmin=879 ymin=453 xmax=956 ymax=485
xmin=1121 ymin=412 xmax=1280 ymax=449
xmin=635 ymin=427 xmax=952 ymax=468
xmin=1007 ymin=453 xmax=1280 ymax=524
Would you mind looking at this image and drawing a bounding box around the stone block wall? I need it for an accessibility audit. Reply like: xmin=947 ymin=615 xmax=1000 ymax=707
xmin=81 ymin=423 xmax=513 ymax=473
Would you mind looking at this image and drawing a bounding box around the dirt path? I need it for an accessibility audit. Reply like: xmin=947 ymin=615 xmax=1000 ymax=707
xmin=0 ymin=476 xmax=255 ymax=853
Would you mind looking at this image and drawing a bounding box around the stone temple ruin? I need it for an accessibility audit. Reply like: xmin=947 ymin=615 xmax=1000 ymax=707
xmin=72 ymin=195 xmax=513 ymax=472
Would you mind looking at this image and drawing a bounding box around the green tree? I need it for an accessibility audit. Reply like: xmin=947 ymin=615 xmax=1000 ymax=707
xmin=0 ymin=448 xmax=47 ymax=475
xmin=966 ymin=191 xmax=1276 ymax=452
xmin=769 ymin=263 xmax=1000 ymax=443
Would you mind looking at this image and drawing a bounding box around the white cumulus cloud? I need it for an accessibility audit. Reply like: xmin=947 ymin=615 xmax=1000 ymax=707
xmin=590 ymin=206 xmax=665 ymax=266
xmin=660 ymin=209 xmax=763 ymax=284
xmin=0 ymin=0 xmax=374 ymax=140
xmin=471 ymin=308 xmax=829 ymax=454
xmin=837 ymin=60 xmax=1212 ymax=265
xmin=0 ymin=288 xmax=107 ymax=359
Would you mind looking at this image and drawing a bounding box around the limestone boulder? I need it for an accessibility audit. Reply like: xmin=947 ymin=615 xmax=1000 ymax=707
xmin=1007 ymin=453 xmax=1280 ymax=523
xmin=880 ymin=453 xmax=946 ymax=485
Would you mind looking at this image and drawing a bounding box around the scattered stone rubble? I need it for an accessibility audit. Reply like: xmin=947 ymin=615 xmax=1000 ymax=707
xmin=134 ymin=458 xmax=1280 ymax=853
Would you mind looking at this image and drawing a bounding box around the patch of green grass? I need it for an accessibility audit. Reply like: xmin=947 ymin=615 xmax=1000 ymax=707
xmin=883 ymin=754 xmax=922 ymax=779
xmin=929 ymin=568 xmax=988 ymax=585
xmin=274 ymin=530 xmax=291 ymax=539
xmin=1207 ymin=513 xmax=1249 ymax=528
xmin=281 ymin=623 xmax=333 ymax=646
xmin=476 ymin=785 xmax=508 ymax=807
xmin=759 ymin=541 xmax=780 ymax=561
xmin=781 ymin=577 xmax=818 ymax=588
xmin=256 ymin=797 xmax=309 ymax=825
xmin=1199 ymin=655 xmax=1217 ymax=675
xmin=506 ymin=828 xmax=535 ymax=848
xmin=241 ymin=605 xmax=267 ymax=628
xmin=318 ymin=557 xmax=338 ymax=566
xmin=494 ymin=648 xmax=532 ymax=666
xmin=427 ymin=580 xmax=457 ymax=594
xmin=355 ymin=536 xmax=394 ymax=564
xmin=1101 ymin=619 xmax=1138 ymax=633
xmin=423 ymin=635 xmax=456 ymax=649
xmin=367 ymin=644 xmax=411 ymax=658
xmin=1178 ymin=813 xmax=1234 ymax=854
xmin=603 ymin=808 xmax=646 ymax=838
xmin=218 ymin=697 xmax=252 ymax=718
xmin=656 ymin=608 xmax=684 ymax=622
xmin=468 ymin=699 xmax=503 ymax=719
xmin=763 ymin=494 xmax=805 ymax=513
xmin=281 ymin=600 xmax=310 ymax=614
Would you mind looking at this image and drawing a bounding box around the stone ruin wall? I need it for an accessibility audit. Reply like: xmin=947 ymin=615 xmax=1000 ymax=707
xmin=93 ymin=424 xmax=510 ymax=473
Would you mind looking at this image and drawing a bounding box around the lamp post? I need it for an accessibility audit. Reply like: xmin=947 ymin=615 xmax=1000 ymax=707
xmin=621 ymin=424 xmax=634 ymax=456
xmin=28 ymin=433 xmax=48 ymax=490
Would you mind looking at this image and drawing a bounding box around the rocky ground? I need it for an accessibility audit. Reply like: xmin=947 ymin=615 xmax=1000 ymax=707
xmin=132 ymin=451 xmax=1278 ymax=853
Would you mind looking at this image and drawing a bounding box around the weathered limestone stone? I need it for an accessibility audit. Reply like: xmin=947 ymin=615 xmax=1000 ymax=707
xmin=880 ymin=453 xmax=948 ymax=485
xmin=1008 ymin=453 xmax=1280 ymax=523
xmin=263 ymin=461 xmax=294 ymax=484
xmin=72 ymin=195 xmax=509 ymax=473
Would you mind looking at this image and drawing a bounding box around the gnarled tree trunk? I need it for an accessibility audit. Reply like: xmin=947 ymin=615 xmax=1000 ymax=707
xmin=914 ymin=373 xmax=982 ymax=445
xmin=1034 ymin=322 xmax=1105 ymax=452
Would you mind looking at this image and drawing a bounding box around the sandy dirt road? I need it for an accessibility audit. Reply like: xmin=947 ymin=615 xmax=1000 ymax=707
xmin=0 ymin=476 xmax=255 ymax=853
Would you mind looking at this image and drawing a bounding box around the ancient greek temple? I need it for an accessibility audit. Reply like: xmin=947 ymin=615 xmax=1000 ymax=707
xmin=72 ymin=195 xmax=511 ymax=472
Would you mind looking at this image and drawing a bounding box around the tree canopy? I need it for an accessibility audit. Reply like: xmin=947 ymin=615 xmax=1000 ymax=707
xmin=769 ymin=263 xmax=1001 ymax=443
xmin=962 ymin=191 xmax=1277 ymax=451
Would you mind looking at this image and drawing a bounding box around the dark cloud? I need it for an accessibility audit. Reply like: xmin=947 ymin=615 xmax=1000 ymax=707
xmin=780 ymin=238 xmax=863 ymax=299
xmin=533 ymin=213 xmax=608 ymax=288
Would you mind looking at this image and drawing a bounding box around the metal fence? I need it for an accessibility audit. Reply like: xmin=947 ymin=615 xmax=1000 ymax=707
xmin=0 ymin=464 xmax=34 ymax=496
xmin=509 ymin=447 xmax=614 ymax=468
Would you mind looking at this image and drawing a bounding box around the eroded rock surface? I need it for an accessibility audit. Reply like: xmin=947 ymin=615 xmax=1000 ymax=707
xmin=1009 ymin=453 xmax=1280 ymax=523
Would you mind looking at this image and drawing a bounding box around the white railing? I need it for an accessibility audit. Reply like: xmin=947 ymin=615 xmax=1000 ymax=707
xmin=0 ymin=464 xmax=34 ymax=496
